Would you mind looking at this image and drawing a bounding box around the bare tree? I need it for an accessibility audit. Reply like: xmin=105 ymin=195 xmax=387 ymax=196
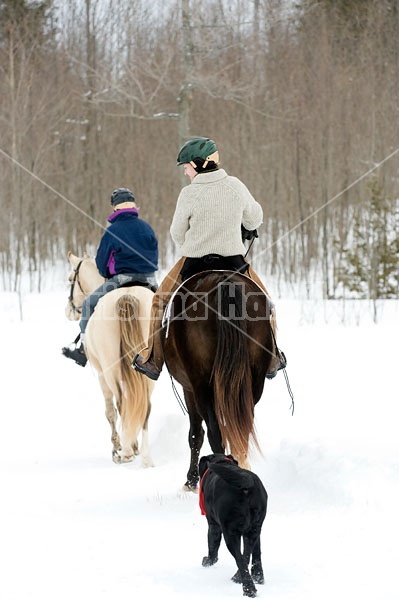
xmin=1 ymin=0 xmax=398 ymax=306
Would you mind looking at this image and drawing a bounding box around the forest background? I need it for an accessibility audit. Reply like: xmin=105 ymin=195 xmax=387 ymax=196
xmin=1 ymin=0 xmax=398 ymax=306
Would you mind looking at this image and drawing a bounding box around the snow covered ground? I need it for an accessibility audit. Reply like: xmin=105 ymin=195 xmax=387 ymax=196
xmin=0 ymin=288 xmax=398 ymax=600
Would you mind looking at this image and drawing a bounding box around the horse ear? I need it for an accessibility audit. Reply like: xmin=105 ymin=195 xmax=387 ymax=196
xmin=68 ymin=252 xmax=79 ymax=269
xmin=83 ymin=251 xmax=88 ymax=258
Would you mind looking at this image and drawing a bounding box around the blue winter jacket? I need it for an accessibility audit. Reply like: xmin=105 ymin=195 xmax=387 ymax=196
xmin=95 ymin=208 xmax=158 ymax=278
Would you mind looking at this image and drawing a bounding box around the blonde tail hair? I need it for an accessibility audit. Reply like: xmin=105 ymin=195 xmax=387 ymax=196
xmin=118 ymin=295 xmax=151 ymax=444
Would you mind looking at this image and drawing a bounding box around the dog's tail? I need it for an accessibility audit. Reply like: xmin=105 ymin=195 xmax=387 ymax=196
xmin=209 ymin=463 xmax=254 ymax=492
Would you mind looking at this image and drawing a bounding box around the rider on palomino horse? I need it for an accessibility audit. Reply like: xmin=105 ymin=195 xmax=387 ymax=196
xmin=133 ymin=137 xmax=286 ymax=381
xmin=62 ymin=188 xmax=159 ymax=366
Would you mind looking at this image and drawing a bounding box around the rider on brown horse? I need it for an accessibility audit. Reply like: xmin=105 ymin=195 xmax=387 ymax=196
xmin=133 ymin=137 xmax=286 ymax=381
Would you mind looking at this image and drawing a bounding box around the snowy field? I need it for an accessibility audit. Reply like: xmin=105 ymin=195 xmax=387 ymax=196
xmin=0 ymin=287 xmax=398 ymax=600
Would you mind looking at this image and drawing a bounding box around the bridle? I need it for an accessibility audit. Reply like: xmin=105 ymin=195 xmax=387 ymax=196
xmin=67 ymin=259 xmax=88 ymax=316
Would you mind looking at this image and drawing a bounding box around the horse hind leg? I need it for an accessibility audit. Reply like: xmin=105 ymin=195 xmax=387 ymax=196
xmin=204 ymin=406 xmax=224 ymax=455
xmin=99 ymin=375 xmax=122 ymax=463
xmin=183 ymin=390 xmax=205 ymax=491
xmin=120 ymin=429 xmax=138 ymax=463
xmin=119 ymin=390 xmax=139 ymax=463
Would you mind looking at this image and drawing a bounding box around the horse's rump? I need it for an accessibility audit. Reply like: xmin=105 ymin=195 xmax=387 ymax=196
xmin=164 ymin=271 xmax=274 ymax=460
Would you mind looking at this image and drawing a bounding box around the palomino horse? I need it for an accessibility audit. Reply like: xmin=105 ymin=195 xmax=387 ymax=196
xmin=162 ymin=270 xmax=275 ymax=490
xmin=65 ymin=251 xmax=155 ymax=465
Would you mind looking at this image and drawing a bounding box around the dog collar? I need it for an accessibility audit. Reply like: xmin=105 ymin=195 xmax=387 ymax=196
xmin=199 ymin=468 xmax=209 ymax=516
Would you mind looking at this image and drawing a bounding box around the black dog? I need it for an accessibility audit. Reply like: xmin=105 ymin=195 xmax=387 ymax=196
xmin=199 ymin=453 xmax=268 ymax=598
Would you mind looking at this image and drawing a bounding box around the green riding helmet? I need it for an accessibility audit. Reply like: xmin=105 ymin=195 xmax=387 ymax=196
xmin=177 ymin=137 xmax=220 ymax=170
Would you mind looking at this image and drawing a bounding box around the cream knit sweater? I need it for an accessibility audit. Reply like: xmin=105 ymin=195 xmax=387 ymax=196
xmin=170 ymin=169 xmax=263 ymax=258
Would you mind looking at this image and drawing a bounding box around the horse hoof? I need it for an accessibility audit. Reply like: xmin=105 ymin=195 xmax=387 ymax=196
xmin=120 ymin=454 xmax=135 ymax=463
xmin=182 ymin=483 xmax=198 ymax=493
xmin=112 ymin=452 xmax=122 ymax=464
xmin=113 ymin=451 xmax=135 ymax=464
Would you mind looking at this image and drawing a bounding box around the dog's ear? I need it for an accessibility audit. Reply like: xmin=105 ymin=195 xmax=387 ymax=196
xmin=199 ymin=455 xmax=210 ymax=477
xmin=227 ymin=454 xmax=239 ymax=466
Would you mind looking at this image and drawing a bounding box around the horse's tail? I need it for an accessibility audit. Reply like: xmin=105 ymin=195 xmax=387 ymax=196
xmin=211 ymin=281 xmax=259 ymax=463
xmin=118 ymin=295 xmax=151 ymax=443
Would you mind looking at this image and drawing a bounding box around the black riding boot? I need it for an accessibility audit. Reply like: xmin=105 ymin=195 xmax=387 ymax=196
xmin=62 ymin=342 xmax=88 ymax=367
xmin=132 ymin=353 xmax=161 ymax=381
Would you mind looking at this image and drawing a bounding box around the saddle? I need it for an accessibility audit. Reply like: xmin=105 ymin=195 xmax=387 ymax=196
xmin=180 ymin=254 xmax=249 ymax=281
xmin=116 ymin=280 xmax=158 ymax=293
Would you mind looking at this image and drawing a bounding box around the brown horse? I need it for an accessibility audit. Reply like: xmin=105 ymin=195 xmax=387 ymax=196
xmin=162 ymin=270 xmax=275 ymax=490
xmin=65 ymin=252 xmax=155 ymax=465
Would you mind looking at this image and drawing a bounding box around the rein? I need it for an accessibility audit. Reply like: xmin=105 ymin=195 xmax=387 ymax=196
xmin=68 ymin=259 xmax=87 ymax=315
xmin=243 ymin=235 xmax=295 ymax=413
xmin=168 ymin=374 xmax=188 ymax=415
xmin=243 ymin=236 xmax=256 ymax=258
xmin=270 ymin=326 xmax=295 ymax=415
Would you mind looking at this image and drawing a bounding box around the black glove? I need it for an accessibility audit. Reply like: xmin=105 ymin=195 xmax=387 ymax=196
xmin=241 ymin=225 xmax=258 ymax=241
